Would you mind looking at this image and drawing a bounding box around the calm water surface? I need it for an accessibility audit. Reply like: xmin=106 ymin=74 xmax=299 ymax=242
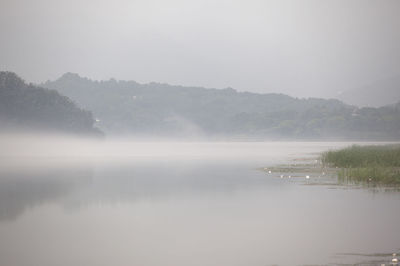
xmin=0 ymin=142 xmax=399 ymax=266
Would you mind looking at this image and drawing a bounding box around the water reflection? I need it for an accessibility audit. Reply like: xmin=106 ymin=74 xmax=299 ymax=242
xmin=0 ymin=142 xmax=399 ymax=266
xmin=0 ymin=160 xmax=284 ymax=221
xmin=0 ymin=167 xmax=93 ymax=221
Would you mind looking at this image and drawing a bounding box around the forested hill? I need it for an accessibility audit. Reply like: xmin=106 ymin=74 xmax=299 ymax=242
xmin=0 ymin=72 xmax=102 ymax=136
xmin=43 ymin=73 xmax=400 ymax=140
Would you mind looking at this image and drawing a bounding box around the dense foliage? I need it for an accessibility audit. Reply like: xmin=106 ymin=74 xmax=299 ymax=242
xmin=43 ymin=73 xmax=400 ymax=139
xmin=0 ymin=72 xmax=102 ymax=136
xmin=322 ymin=145 xmax=400 ymax=185
xmin=322 ymin=145 xmax=400 ymax=168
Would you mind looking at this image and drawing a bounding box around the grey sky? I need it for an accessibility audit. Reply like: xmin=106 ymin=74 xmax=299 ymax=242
xmin=0 ymin=0 xmax=399 ymax=97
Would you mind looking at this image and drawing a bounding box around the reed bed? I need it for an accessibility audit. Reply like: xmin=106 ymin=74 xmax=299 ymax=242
xmin=321 ymin=145 xmax=400 ymax=185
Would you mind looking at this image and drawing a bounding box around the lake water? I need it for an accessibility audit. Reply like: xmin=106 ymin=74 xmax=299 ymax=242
xmin=0 ymin=141 xmax=399 ymax=266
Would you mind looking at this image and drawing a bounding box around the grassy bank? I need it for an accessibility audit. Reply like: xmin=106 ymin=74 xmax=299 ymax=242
xmin=321 ymin=145 xmax=400 ymax=185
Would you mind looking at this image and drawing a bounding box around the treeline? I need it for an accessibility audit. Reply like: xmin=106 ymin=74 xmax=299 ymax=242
xmin=43 ymin=73 xmax=400 ymax=140
xmin=0 ymin=71 xmax=102 ymax=136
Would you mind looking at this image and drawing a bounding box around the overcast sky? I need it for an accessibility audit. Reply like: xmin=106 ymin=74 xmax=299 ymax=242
xmin=0 ymin=0 xmax=399 ymax=97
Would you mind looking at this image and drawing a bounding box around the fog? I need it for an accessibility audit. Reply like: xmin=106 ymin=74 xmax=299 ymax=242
xmin=1 ymin=1 xmax=400 ymax=264
xmin=1 ymin=134 xmax=400 ymax=265
xmin=1 ymin=0 xmax=400 ymax=99
xmin=0 ymin=133 xmax=349 ymax=164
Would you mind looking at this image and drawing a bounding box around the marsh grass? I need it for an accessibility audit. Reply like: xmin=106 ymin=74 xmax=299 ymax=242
xmin=322 ymin=145 xmax=400 ymax=185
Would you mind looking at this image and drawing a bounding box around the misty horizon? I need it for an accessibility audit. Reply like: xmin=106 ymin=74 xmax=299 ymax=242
xmin=1 ymin=0 xmax=400 ymax=101
xmin=1 ymin=1 xmax=400 ymax=265
xmin=17 ymin=70 xmax=400 ymax=108
xmin=2 ymin=70 xmax=400 ymax=140
xmin=42 ymin=71 xmax=400 ymax=103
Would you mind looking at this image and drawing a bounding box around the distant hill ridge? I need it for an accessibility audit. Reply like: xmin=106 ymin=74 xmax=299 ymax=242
xmin=43 ymin=73 xmax=400 ymax=140
xmin=0 ymin=71 xmax=102 ymax=136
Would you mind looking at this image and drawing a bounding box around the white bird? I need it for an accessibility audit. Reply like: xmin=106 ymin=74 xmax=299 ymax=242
xmin=268 ymin=171 xmax=272 ymax=174
xmin=306 ymin=175 xmax=310 ymax=179
xmin=280 ymin=175 xmax=284 ymax=178
xmin=392 ymin=253 xmax=398 ymax=263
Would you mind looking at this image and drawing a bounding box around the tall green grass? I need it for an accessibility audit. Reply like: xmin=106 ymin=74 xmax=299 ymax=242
xmin=322 ymin=145 xmax=400 ymax=185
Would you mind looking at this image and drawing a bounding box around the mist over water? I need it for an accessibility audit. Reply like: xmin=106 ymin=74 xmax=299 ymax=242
xmin=1 ymin=0 xmax=400 ymax=264
xmin=1 ymin=134 xmax=399 ymax=266
xmin=0 ymin=133 xmax=349 ymax=164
